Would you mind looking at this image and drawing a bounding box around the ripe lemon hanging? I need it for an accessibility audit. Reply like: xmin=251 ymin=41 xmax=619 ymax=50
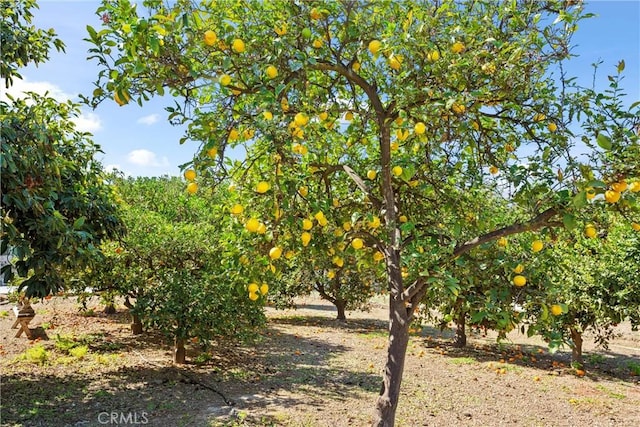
xmin=269 ymin=247 xmax=282 ymax=260
xmin=351 ymin=238 xmax=364 ymax=250
xmin=513 ymin=275 xmax=526 ymax=287
xmin=184 ymin=169 xmax=196 ymax=181
xmin=531 ymin=240 xmax=544 ymax=252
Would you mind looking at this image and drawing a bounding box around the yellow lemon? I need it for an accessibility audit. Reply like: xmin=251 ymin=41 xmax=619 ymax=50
xmin=489 ymin=166 xmax=499 ymax=175
xmin=228 ymin=128 xmax=239 ymax=141
xmin=345 ymin=111 xmax=354 ymax=121
xmin=550 ymin=304 xmax=563 ymax=316
xmin=531 ymin=240 xmax=544 ymax=252
xmin=629 ymin=182 xmax=640 ymax=192
xmin=631 ymin=222 xmax=640 ymax=231
xmin=585 ymin=187 xmax=596 ymax=200
xmin=263 ymin=111 xmax=273 ymax=120
xmin=547 ymin=122 xmax=558 ymax=132
xmin=533 ymin=113 xmax=546 ymax=123
xmin=399 ymin=215 xmax=408 ymax=223
xmin=318 ymin=111 xmax=329 ymax=121
xmin=203 ymin=30 xmax=217 ymax=46
xmin=512 ymin=275 xmax=526 ymax=287
xmin=232 ymin=38 xmax=245 ymax=53
xmin=611 ymin=181 xmax=627 ymax=192
xmin=451 ymin=41 xmax=465 ymax=53
xmin=584 ymin=224 xmax=597 ymax=238
xmin=256 ymin=222 xmax=267 ymax=234
xmin=219 ymin=74 xmax=231 ymax=86
xmin=294 ymin=112 xmax=309 ymax=127
xmin=186 ymin=182 xmax=198 ymax=194
xmin=260 ymin=284 xmax=269 ymax=295
xmin=230 ymin=204 xmax=244 ymax=215
xmin=302 ymin=218 xmax=313 ymax=230
xmin=327 ymin=270 xmax=335 ymax=279
xmin=301 ymin=232 xmax=312 ymax=246
xmin=427 ymin=50 xmax=440 ymax=61
xmin=256 ymin=181 xmax=270 ymax=194
xmin=352 ymin=61 xmax=361 ymax=72
xmin=513 ymin=264 xmax=524 ymax=274
xmin=269 ymin=247 xmax=282 ymax=260
xmin=342 ymin=222 xmax=351 ymax=231
xmin=310 ymin=7 xmax=322 ymax=20
xmin=298 ymin=186 xmax=309 ymax=197
xmin=497 ymin=237 xmax=507 ymax=247
xmin=351 ymin=238 xmax=364 ymax=250
xmin=245 ymin=218 xmax=260 ymax=232
xmin=392 ymin=166 xmax=403 ymax=177
xmin=367 ymin=170 xmax=377 ymax=180
xmin=369 ymin=216 xmax=381 ymax=229
xmin=332 ymin=256 xmax=344 ymax=267
xmin=248 ymin=292 xmax=259 ymax=301
xmin=274 ymin=23 xmax=287 ymax=36
xmin=388 ymin=54 xmax=402 ymax=70
xmin=452 ymin=103 xmax=466 ymax=114
xmin=368 ymin=39 xmax=381 ymax=55
xmin=414 ymin=122 xmax=426 ymax=135
xmin=312 ymin=39 xmax=323 ymax=48
xmin=266 ymin=65 xmax=278 ymax=79
xmin=114 ymin=91 xmax=130 ymax=106
xmin=604 ymin=190 xmax=621 ymax=203
xmin=373 ymin=251 xmax=385 ymax=262
xmin=184 ymin=169 xmax=196 ymax=181
xmin=207 ymin=147 xmax=218 ymax=158
xmin=248 ymin=283 xmax=259 ymax=293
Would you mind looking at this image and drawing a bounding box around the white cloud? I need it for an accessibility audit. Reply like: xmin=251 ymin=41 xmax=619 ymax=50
xmin=137 ymin=114 xmax=159 ymax=125
xmin=127 ymin=149 xmax=170 ymax=168
xmin=2 ymin=77 xmax=102 ymax=132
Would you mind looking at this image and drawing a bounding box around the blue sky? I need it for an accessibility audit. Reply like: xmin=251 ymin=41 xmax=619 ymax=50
xmin=6 ymin=0 xmax=639 ymax=177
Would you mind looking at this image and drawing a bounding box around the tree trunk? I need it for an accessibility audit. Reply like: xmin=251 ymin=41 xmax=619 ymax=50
xmin=570 ymin=327 xmax=583 ymax=366
xmin=174 ymin=337 xmax=186 ymax=364
xmin=335 ymin=299 xmax=347 ymax=322
xmin=372 ymin=296 xmax=410 ymax=426
xmin=453 ymin=312 xmax=467 ymax=348
xmin=131 ymin=314 xmax=143 ymax=335
xmin=103 ymin=302 xmax=116 ymax=315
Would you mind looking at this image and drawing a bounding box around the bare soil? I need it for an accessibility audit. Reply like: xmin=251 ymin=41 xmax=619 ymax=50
xmin=1 ymin=294 xmax=639 ymax=427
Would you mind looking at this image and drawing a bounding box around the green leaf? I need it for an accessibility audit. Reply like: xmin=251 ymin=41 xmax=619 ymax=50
xmin=562 ymin=214 xmax=577 ymax=230
xmin=587 ymin=180 xmax=607 ymax=188
xmin=572 ymin=191 xmax=587 ymax=209
xmin=73 ymin=217 xmax=86 ymax=229
xmin=617 ymin=59 xmax=625 ymax=73
xmin=596 ymin=133 xmax=612 ymax=150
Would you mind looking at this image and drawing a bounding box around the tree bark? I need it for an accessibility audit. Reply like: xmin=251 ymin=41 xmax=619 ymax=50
xmin=570 ymin=327 xmax=583 ymax=366
xmin=103 ymin=302 xmax=116 ymax=315
xmin=131 ymin=314 xmax=143 ymax=335
xmin=372 ymin=296 xmax=410 ymax=426
xmin=453 ymin=312 xmax=467 ymax=348
xmin=174 ymin=337 xmax=186 ymax=364
xmin=335 ymin=298 xmax=347 ymax=322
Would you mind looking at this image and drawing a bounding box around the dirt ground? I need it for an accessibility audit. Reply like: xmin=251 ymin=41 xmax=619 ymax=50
xmin=1 ymin=294 xmax=639 ymax=427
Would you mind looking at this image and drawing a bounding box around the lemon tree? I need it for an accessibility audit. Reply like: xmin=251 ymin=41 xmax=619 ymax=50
xmin=75 ymin=176 xmax=266 ymax=363
xmin=518 ymin=214 xmax=640 ymax=366
xmin=85 ymin=1 xmax=638 ymax=423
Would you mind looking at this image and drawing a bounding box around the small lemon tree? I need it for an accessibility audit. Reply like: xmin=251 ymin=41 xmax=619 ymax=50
xmin=84 ymin=1 xmax=638 ymax=423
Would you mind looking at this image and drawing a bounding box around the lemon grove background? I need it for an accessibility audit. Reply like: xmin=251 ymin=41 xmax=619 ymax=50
xmin=1 ymin=0 xmax=638 ymax=178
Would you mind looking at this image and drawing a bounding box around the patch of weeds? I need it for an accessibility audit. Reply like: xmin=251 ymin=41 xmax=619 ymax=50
xmin=41 ymin=322 xmax=51 ymax=330
xmin=357 ymin=330 xmax=387 ymax=339
xmin=586 ymin=353 xmax=606 ymax=365
xmin=194 ymin=352 xmax=213 ymax=364
xmin=92 ymin=389 xmax=111 ymax=399
xmin=627 ymin=361 xmax=640 ymax=376
xmin=54 ymin=334 xmax=79 ymax=353
xmin=0 ymin=310 xmax=9 ymax=318
xmin=17 ymin=344 xmax=49 ymax=365
xmin=595 ymin=385 xmax=625 ymax=399
xmin=93 ymin=353 xmax=120 ymax=365
xmin=69 ymin=345 xmax=89 ymax=359
xmin=80 ymin=308 xmax=96 ymax=317
xmin=448 ymin=357 xmax=476 ymax=365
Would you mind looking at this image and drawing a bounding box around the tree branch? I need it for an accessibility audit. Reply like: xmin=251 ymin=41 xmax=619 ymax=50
xmin=452 ymin=207 xmax=559 ymax=258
